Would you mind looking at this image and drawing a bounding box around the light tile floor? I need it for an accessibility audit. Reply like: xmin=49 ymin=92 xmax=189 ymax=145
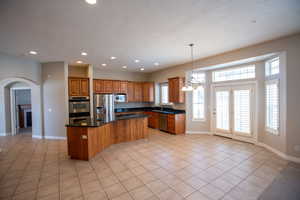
xmin=0 ymin=128 xmax=289 ymax=200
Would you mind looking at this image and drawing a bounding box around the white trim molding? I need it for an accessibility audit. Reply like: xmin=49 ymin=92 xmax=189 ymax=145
xmin=32 ymin=135 xmax=66 ymax=140
xmin=186 ymin=131 xmax=212 ymax=134
xmin=257 ymin=142 xmax=300 ymax=163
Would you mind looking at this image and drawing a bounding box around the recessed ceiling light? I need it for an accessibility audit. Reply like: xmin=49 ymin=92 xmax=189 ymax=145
xmin=134 ymin=59 xmax=140 ymax=63
xmin=76 ymin=60 xmax=83 ymax=64
xmin=110 ymin=56 xmax=117 ymax=60
xmin=29 ymin=51 xmax=37 ymax=55
xmin=154 ymin=62 xmax=159 ymax=66
xmin=101 ymin=63 xmax=107 ymax=66
xmin=81 ymin=52 xmax=87 ymax=56
xmin=122 ymin=66 xmax=127 ymax=69
xmin=140 ymin=67 xmax=145 ymax=71
xmin=85 ymin=0 xmax=97 ymax=5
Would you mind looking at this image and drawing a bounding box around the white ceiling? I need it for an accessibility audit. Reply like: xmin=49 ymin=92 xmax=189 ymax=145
xmin=0 ymin=0 xmax=300 ymax=72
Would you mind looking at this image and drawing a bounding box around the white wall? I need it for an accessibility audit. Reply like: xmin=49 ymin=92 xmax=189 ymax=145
xmin=148 ymin=34 xmax=300 ymax=158
xmin=0 ymin=53 xmax=41 ymax=84
xmin=93 ymin=68 xmax=150 ymax=81
xmin=42 ymin=62 xmax=68 ymax=138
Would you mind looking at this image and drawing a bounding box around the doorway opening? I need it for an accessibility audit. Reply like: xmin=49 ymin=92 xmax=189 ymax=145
xmin=11 ymin=88 xmax=32 ymax=135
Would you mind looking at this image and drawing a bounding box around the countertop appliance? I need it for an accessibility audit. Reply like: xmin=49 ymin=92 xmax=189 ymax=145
xmin=94 ymin=94 xmax=115 ymax=122
xmin=114 ymin=94 xmax=127 ymax=103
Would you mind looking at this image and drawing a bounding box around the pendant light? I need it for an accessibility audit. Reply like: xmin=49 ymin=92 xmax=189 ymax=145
xmin=182 ymin=44 xmax=195 ymax=91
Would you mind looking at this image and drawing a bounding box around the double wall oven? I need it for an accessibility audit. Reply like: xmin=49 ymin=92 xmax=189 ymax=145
xmin=69 ymin=96 xmax=90 ymax=124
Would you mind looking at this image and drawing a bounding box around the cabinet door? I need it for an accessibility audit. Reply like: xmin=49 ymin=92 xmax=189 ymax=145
xmin=103 ymin=80 xmax=113 ymax=93
xmin=168 ymin=77 xmax=185 ymax=103
xmin=134 ymin=82 xmax=143 ymax=102
xmin=94 ymin=79 xmax=102 ymax=93
xmin=120 ymin=81 xmax=128 ymax=94
xmin=80 ymin=79 xmax=89 ymax=96
xmin=168 ymin=78 xmax=174 ymax=103
xmin=69 ymin=78 xmax=81 ymax=96
xmin=167 ymin=114 xmax=175 ymax=133
xmin=127 ymin=82 xmax=135 ymax=102
xmin=113 ymin=80 xmax=121 ymax=93
xmin=142 ymin=82 xmax=154 ymax=102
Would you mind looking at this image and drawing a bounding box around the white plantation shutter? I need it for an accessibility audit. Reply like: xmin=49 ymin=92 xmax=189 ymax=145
xmin=216 ymin=91 xmax=230 ymax=130
xmin=265 ymin=81 xmax=279 ymax=134
xmin=193 ymin=86 xmax=205 ymax=120
xmin=234 ymin=90 xmax=251 ymax=134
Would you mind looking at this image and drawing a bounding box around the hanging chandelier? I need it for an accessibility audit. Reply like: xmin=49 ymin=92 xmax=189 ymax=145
xmin=182 ymin=43 xmax=202 ymax=91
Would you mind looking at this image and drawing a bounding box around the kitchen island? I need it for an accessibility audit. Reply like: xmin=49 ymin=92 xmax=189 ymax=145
xmin=66 ymin=114 xmax=148 ymax=160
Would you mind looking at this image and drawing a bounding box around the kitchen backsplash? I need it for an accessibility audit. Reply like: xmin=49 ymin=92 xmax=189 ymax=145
xmin=115 ymin=102 xmax=152 ymax=108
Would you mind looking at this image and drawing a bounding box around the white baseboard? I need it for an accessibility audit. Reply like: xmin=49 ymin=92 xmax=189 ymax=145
xmin=32 ymin=135 xmax=43 ymax=139
xmin=44 ymin=136 xmax=66 ymax=140
xmin=32 ymin=135 xmax=66 ymax=140
xmin=257 ymin=142 xmax=300 ymax=163
xmin=186 ymin=131 xmax=212 ymax=134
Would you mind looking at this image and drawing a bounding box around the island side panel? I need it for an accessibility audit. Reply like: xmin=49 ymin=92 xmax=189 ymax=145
xmin=67 ymin=127 xmax=89 ymax=160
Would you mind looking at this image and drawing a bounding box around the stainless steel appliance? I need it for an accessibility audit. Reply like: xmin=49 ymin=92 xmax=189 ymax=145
xmin=69 ymin=97 xmax=90 ymax=114
xmin=159 ymin=114 xmax=168 ymax=131
xmin=94 ymin=94 xmax=115 ymax=121
xmin=114 ymin=94 xmax=127 ymax=103
xmin=69 ymin=96 xmax=90 ymax=124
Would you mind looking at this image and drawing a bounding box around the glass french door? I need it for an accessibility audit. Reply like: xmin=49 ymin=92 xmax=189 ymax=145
xmin=213 ymin=84 xmax=255 ymax=143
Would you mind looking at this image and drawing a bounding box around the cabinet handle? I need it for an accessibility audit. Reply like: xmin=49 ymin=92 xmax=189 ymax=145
xmin=81 ymin=135 xmax=88 ymax=140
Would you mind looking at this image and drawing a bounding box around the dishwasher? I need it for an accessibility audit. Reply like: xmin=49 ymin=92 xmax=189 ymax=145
xmin=159 ymin=114 xmax=168 ymax=131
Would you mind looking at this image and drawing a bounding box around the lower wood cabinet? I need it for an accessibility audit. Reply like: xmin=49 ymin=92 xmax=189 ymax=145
xmin=145 ymin=111 xmax=159 ymax=129
xmin=167 ymin=113 xmax=185 ymax=134
xmin=67 ymin=117 xmax=148 ymax=160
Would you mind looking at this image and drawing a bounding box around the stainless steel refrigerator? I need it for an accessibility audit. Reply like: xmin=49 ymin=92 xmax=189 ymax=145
xmin=94 ymin=94 xmax=115 ymax=122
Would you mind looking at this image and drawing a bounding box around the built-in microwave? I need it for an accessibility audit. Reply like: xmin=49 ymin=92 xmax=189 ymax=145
xmin=114 ymin=94 xmax=127 ymax=103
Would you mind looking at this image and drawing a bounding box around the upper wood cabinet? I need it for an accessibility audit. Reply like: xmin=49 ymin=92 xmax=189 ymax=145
xmin=69 ymin=77 xmax=89 ymax=97
xmin=134 ymin=82 xmax=143 ymax=102
xmin=113 ymin=80 xmax=121 ymax=93
xmin=168 ymin=77 xmax=185 ymax=103
xmin=120 ymin=81 xmax=128 ymax=94
xmin=142 ymin=82 xmax=154 ymax=102
xmin=127 ymin=81 xmax=135 ymax=102
xmin=93 ymin=79 xmax=154 ymax=102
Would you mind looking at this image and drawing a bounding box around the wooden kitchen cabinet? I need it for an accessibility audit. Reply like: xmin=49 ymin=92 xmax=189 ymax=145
xmin=168 ymin=77 xmax=185 ymax=103
xmin=145 ymin=111 xmax=159 ymax=129
xmin=134 ymin=82 xmax=143 ymax=102
xmin=142 ymin=82 xmax=154 ymax=102
xmin=69 ymin=77 xmax=89 ymax=97
xmin=167 ymin=113 xmax=185 ymax=134
xmin=120 ymin=81 xmax=128 ymax=94
xmin=127 ymin=81 xmax=135 ymax=102
xmin=113 ymin=80 xmax=121 ymax=93
xmin=103 ymin=80 xmax=113 ymax=93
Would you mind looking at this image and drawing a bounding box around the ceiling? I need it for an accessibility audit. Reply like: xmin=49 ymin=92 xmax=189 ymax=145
xmin=0 ymin=0 xmax=300 ymax=72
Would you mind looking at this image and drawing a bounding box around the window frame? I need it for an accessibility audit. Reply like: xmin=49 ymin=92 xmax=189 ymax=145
xmin=159 ymin=82 xmax=169 ymax=105
xmin=212 ymin=65 xmax=256 ymax=83
xmin=265 ymin=79 xmax=280 ymax=135
xmin=192 ymin=85 xmax=206 ymax=121
xmin=265 ymin=57 xmax=280 ymax=78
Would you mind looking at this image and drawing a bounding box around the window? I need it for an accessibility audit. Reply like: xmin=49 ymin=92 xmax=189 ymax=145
xmin=192 ymin=72 xmax=206 ymax=120
xmin=265 ymin=57 xmax=279 ymax=77
xmin=265 ymin=80 xmax=279 ymax=134
xmin=193 ymin=86 xmax=205 ymax=120
xmin=160 ymin=83 xmax=168 ymax=104
xmin=212 ymin=65 xmax=255 ymax=82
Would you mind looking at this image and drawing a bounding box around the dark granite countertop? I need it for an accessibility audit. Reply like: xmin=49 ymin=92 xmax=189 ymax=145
xmin=66 ymin=114 xmax=148 ymax=127
xmin=115 ymin=107 xmax=185 ymax=114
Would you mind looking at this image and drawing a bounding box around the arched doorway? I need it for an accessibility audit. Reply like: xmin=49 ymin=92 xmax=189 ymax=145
xmin=0 ymin=77 xmax=42 ymax=138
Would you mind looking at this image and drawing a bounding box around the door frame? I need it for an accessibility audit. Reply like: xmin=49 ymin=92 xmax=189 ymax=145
xmin=10 ymin=87 xmax=31 ymax=135
xmin=210 ymin=81 xmax=258 ymax=144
